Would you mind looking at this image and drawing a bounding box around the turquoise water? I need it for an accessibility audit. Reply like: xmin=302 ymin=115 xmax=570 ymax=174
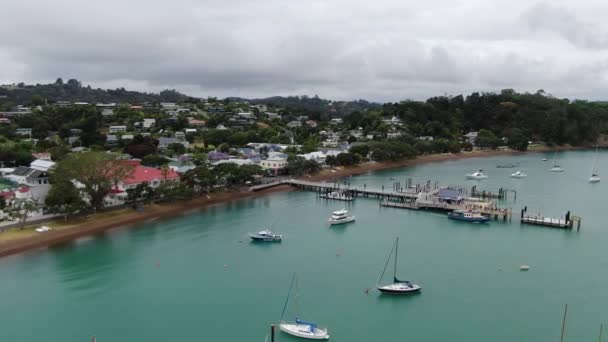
xmin=1 ymin=150 xmax=607 ymax=341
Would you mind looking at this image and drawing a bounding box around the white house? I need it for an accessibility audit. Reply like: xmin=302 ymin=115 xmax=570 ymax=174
xmin=237 ymin=112 xmax=255 ymax=120
xmin=287 ymin=121 xmax=302 ymax=128
xmin=143 ymin=118 xmax=156 ymax=129
xmin=15 ymin=128 xmax=32 ymax=136
xmin=330 ymin=118 xmax=343 ymax=125
xmin=383 ymin=116 xmax=403 ymax=126
xmin=418 ymin=136 xmax=434 ymax=141
xmin=252 ymin=104 xmax=267 ymax=112
xmin=216 ymin=124 xmax=228 ymax=130
xmin=175 ymin=131 xmax=186 ymax=140
xmin=464 ymin=131 xmax=478 ymax=144
xmin=266 ymin=112 xmax=281 ymax=120
xmin=30 ymin=159 xmax=55 ymax=172
xmin=109 ymin=126 xmax=127 ymax=133
xmin=101 ymin=108 xmax=114 ymax=116
xmin=4 ymin=166 xmax=51 ymax=201
xmin=160 ymin=102 xmax=179 ymax=110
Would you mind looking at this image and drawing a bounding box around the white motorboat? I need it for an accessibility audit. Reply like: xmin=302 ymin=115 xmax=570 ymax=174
xmin=377 ymin=237 xmax=421 ymax=294
xmin=589 ymin=146 xmax=600 ymax=183
xmin=249 ymin=229 xmax=282 ymax=242
xmin=541 ymin=158 xmax=548 ymax=161
xmin=328 ymin=209 xmax=355 ymax=225
xmin=319 ymin=191 xmax=353 ymax=201
xmin=279 ymin=322 xmax=330 ymax=340
xmin=510 ymin=171 xmax=527 ymax=178
xmin=465 ymin=170 xmax=488 ymax=179
xmin=520 ymin=265 xmax=530 ymax=271
xmin=279 ymin=274 xmax=329 ymax=340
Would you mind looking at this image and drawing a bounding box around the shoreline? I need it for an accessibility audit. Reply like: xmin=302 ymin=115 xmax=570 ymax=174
xmin=0 ymin=146 xmax=584 ymax=259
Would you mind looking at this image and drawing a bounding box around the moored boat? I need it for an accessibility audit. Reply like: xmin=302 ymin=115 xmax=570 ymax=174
xmin=448 ymin=210 xmax=490 ymax=223
xmin=377 ymin=237 xmax=421 ymax=294
xmin=249 ymin=229 xmax=282 ymax=242
xmin=328 ymin=209 xmax=355 ymax=225
xmin=279 ymin=274 xmax=330 ymax=340
xmin=510 ymin=171 xmax=527 ymax=178
xmin=589 ymin=146 xmax=600 ymax=183
xmin=465 ymin=170 xmax=488 ymax=179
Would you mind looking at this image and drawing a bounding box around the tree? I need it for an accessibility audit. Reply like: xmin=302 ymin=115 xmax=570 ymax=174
xmin=475 ymin=129 xmax=500 ymax=149
xmin=9 ymin=199 xmax=39 ymax=228
xmin=141 ymin=154 xmax=169 ymax=167
xmin=335 ymin=152 xmax=360 ymax=166
xmin=126 ymin=182 xmax=155 ymax=206
xmin=287 ymin=156 xmax=321 ymax=176
xmin=349 ymin=144 xmax=370 ymax=159
xmin=507 ymin=128 xmax=529 ymax=151
xmin=182 ymin=164 xmax=216 ymax=195
xmin=51 ymin=152 xmax=134 ymax=211
xmin=167 ymin=142 xmax=186 ymax=156
xmin=45 ymin=180 xmax=87 ymax=220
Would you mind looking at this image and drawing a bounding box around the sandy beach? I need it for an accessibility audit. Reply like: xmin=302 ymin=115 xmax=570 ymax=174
xmin=0 ymin=146 xmax=581 ymax=258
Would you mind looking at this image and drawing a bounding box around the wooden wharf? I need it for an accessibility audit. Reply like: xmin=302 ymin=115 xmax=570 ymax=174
xmin=520 ymin=208 xmax=581 ymax=230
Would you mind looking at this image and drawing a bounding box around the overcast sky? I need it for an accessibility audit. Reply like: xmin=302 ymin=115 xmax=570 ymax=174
xmin=1 ymin=0 xmax=608 ymax=102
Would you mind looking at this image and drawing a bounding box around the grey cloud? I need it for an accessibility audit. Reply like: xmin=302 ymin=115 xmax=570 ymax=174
xmin=523 ymin=2 xmax=608 ymax=50
xmin=1 ymin=0 xmax=608 ymax=101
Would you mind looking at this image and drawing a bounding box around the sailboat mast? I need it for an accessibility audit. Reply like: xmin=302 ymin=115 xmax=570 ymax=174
xmin=280 ymin=274 xmax=296 ymax=322
xmin=560 ymin=304 xmax=568 ymax=342
xmin=394 ymin=237 xmax=398 ymax=280
xmin=599 ymin=324 xmax=603 ymax=342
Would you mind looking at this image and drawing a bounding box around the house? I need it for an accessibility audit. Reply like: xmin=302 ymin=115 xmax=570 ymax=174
xmin=260 ymin=155 xmax=288 ymax=175
xmin=464 ymin=131 xmax=478 ymax=145
xmin=330 ymin=118 xmax=343 ymax=125
xmin=207 ymin=152 xmax=231 ymax=162
xmin=158 ymin=137 xmax=189 ymax=149
xmin=216 ymin=124 xmax=228 ymax=130
xmin=101 ymin=108 xmax=114 ymax=116
xmin=305 ymin=120 xmax=318 ymax=128
xmin=435 ymin=188 xmax=464 ymax=205
xmin=69 ymin=128 xmax=83 ymax=135
xmin=0 ymin=118 xmax=10 ymax=124
xmin=106 ymin=135 xmax=119 ymax=146
xmin=56 ymin=101 xmax=72 ymax=107
xmin=383 ymin=116 xmax=403 ymax=126
xmin=252 ymin=104 xmax=267 ymax=112
xmin=130 ymin=105 xmax=144 ymax=110
xmin=418 ymin=136 xmax=434 ymax=141
xmin=109 ymin=126 xmax=127 ymax=133
xmin=143 ymin=118 xmax=156 ymax=129
xmin=168 ymin=160 xmax=196 ymax=174
xmin=184 ymin=128 xmax=197 ymax=134
xmin=349 ymin=129 xmax=363 ymax=139
xmin=287 ymin=121 xmax=302 ymax=128
xmin=105 ymin=160 xmax=181 ymax=206
xmin=121 ymin=134 xmax=134 ymax=141
xmin=212 ymin=158 xmax=255 ymax=166
xmin=32 ymin=152 xmax=52 ymax=161
xmin=175 ymin=131 xmax=186 ymax=140
xmin=160 ymin=102 xmax=179 ymax=111
xmin=17 ymin=105 xmax=31 ymax=112
xmin=96 ymin=103 xmax=116 ymax=108
xmin=387 ymin=131 xmax=403 ymax=139
xmin=15 ymin=128 xmax=32 ymax=136
xmin=4 ymin=166 xmax=51 ymax=200
xmin=237 ymin=112 xmax=255 ymax=120
xmin=73 ymin=102 xmax=89 ymax=106
xmin=30 ymin=159 xmax=55 ymax=172
xmin=266 ymin=112 xmax=281 ymax=120
xmin=187 ymin=117 xmax=206 ymax=126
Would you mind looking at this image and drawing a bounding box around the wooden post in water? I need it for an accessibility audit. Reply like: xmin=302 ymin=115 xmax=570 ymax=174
xmin=560 ymin=304 xmax=568 ymax=342
xmin=271 ymin=324 xmax=275 ymax=342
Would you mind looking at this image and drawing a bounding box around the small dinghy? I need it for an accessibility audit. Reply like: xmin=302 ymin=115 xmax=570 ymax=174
xmin=377 ymin=237 xmax=421 ymax=294
xmin=510 ymin=171 xmax=527 ymax=178
xmin=279 ymin=274 xmax=330 ymax=340
xmin=328 ymin=209 xmax=355 ymax=225
xmin=249 ymin=229 xmax=282 ymax=242
xmin=466 ymin=169 xmax=488 ymax=179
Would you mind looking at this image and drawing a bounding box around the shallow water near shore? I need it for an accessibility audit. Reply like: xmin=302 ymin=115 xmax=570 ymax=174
xmin=1 ymin=150 xmax=608 ymax=341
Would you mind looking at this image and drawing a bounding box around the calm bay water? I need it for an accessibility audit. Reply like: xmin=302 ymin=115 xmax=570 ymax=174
xmin=1 ymin=150 xmax=608 ymax=341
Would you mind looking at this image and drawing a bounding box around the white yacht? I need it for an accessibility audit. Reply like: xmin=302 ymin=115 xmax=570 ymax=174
xmin=510 ymin=171 xmax=527 ymax=178
xmin=465 ymin=170 xmax=488 ymax=179
xmin=249 ymin=229 xmax=282 ymax=242
xmin=590 ymin=146 xmax=600 ymax=183
xmin=550 ymin=152 xmax=564 ymax=172
xmin=328 ymin=209 xmax=355 ymax=225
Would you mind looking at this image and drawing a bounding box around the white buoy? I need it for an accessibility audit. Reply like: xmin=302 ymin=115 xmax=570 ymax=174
xmin=520 ymin=265 xmax=530 ymax=271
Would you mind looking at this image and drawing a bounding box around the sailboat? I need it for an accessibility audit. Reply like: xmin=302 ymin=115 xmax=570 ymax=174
xmin=377 ymin=237 xmax=421 ymax=294
xmin=590 ymin=147 xmax=600 ymax=183
xmin=279 ymin=274 xmax=330 ymax=340
xmin=559 ymin=304 xmax=567 ymax=342
xmin=550 ymin=152 xmax=564 ymax=172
